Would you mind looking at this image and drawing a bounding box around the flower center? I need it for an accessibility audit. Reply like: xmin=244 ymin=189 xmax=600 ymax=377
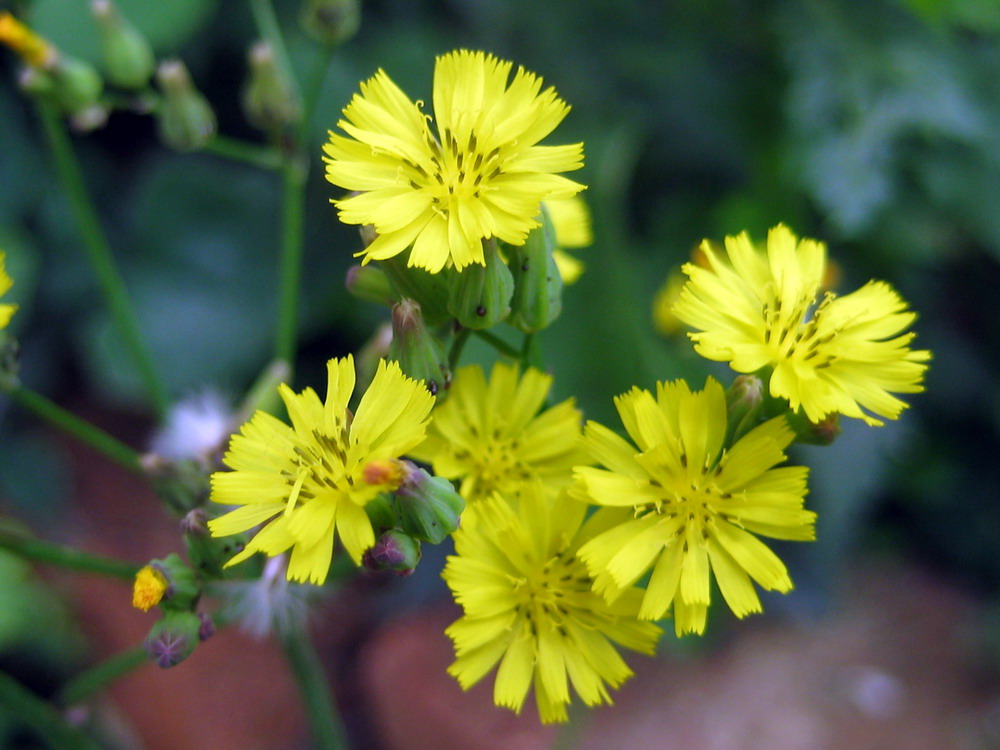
xmin=282 ymin=427 xmax=352 ymax=508
xmin=423 ymin=126 xmax=504 ymax=207
xmin=514 ymin=552 xmax=592 ymax=636
xmin=762 ymin=292 xmax=838 ymax=368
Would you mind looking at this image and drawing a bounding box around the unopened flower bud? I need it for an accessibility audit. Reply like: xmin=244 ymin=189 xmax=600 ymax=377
xmin=17 ymin=66 xmax=53 ymax=96
xmin=363 ymin=458 xmax=408 ymax=487
xmin=155 ymin=59 xmax=216 ymax=151
xmin=787 ymin=410 xmax=841 ymax=446
xmin=362 ymin=529 xmax=421 ymax=574
xmin=447 ymin=238 xmax=514 ymax=330
xmin=140 ymin=455 xmax=211 ymax=514
xmin=299 ymin=0 xmax=360 ymax=46
xmin=725 ymin=374 xmax=765 ymax=443
xmin=346 ymin=264 xmax=394 ymax=306
xmin=389 ymin=299 xmax=450 ymax=396
xmin=132 ymin=565 xmax=169 ymax=612
xmin=363 ymin=494 xmax=397 ymax=532
xmin=381 ymin=254 xmax=451 ymax=326
xmin=0 ymin=12 xmax=56 ymax=68
xmin=242 ymin=41 xmax=299 ymax=132
xmin=146 ymin=552 xmax=200 ymax=611
xmin=91 ymin=0 xmax=154 ymax=89
xmin=144 ymin=610 xmax=201 ymax=668
xmin=50 ymin=56 xmax=104 ymax=118
xmin=393 ymin=464 xmax=464 ymax=544
xmin=509 ymin=211 xmax=562 ymax=333
xmin=197 ymin=612 xmax=216 ymax=641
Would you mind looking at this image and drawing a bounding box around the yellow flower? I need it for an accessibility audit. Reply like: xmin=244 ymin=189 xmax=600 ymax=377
xmin=408 ymin=361 xmax=587 ymax=506
xmin=573 ymin=377 xmax=815 ymax=636
xmin=544 ymin=195 xmax=592 ymax=284
xmin=209 ymin=356 xmax=434 ymax=584
xmin=323 ymin=49 xmax=585 ymax=273
xmin=132 ymin=566 xmax=169 ymax=611
xmin=0 ymin=252 xmax=16 ymax=330
xmin=0 ymin=12 xmax=55 ymax=67
xmin=443 ymin=484 xmax=661 ymax=723
xmin=672 ymin=224 xmax=931 ymax=426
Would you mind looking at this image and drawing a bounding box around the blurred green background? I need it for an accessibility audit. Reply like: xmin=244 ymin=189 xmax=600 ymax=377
xmin=1 ymin=0 xmax=999 ymax=742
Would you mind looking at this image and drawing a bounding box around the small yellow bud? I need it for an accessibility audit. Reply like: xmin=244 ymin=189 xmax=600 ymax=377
xmin=362 ymin=458 xmax=407 ymax=488
xmin=132 ymin=565 xmax=169 ymax=612
xmin=0 ymin=12 xmax=56 ymax=68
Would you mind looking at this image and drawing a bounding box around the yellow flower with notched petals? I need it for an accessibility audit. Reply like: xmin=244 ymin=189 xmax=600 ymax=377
xmin=408 ymin=361 xmax=588 ymax=506
xmin=573 ymin=377 xmax=815 ymax=637
xmin=672 ymin=224 xmax=931 ymax=426
xmin=323 ymin=49 xmax=585 ymax=274
xmin=209 ymin=356 xmax=434 ymax=584
xmin=443 ymin=484 xmax=661 ymax=723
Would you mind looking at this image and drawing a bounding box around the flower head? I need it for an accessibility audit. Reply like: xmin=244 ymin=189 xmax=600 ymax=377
xmin=323 ymin=49 xmax=585 ymax=273
xmin=208 ymin=356 xmax=434 ymax=584
xmin=0 ymin=252 xmax=17 ymax=330
xmin=408 ymin=361 xmax=587 ymax=506
xmin=672 ymin=224 xmax=931 ymax=426
xmin=443 ymin=484 xmax=661 ymax=723
xmin=573 ymin=377 xmax=815 ymax=636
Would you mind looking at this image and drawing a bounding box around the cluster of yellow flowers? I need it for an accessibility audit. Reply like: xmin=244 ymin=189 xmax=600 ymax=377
xmin=200 ymin=50 xmax=930 ymax=723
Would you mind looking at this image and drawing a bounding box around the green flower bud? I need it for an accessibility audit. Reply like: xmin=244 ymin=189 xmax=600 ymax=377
xmin=299 ymin=0 xmax=360 ymax=46
xmin=148 ymin=552 xmax=201 ymax=611
xmin=49 ymin=55 xmax=103 ymax=117
xmin=362 ymin=529 xmax=421 ymax=575
xmin=242 ymin=41 xmax=299 ymax=132
xmin=787 ymin=410 xmax=841 ymax=446
xmin=389 ymin=299 xmax=451 ymax=396
xmin=155 ymin=59 xmax=216 ymax=152
xmin=393 ymin=463 xmax=465 ymax=544
xmin=140 ymin=454 xmax=210 ymax=514
xmin=181 ymin=509 xmax=254 ymax=579
xmin=144 ymin=610 xmax=201 ymax=668
xmin=509 ymin=211 xmax=562 ymax=333
xmin=725 ymin=374 xmax=765 ymax=444
xmin=346 ymin=264 xmax=394 ymax=306
xmin=447 ymin=238 xmax=514 ymax=330
xmin=363 ymin=494 xmax=397 ymax=532
xmin=381 ymin=253 xmax=451 ymax=326
xmin=91 ymin=0 xmax=155 ymax=90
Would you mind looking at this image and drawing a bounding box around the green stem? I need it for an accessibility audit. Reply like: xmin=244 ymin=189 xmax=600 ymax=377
xmin=0 ymin=528 xmax=140 ymax=580
xmin=58 ymin=646 xmax=148 ymax=707
xmin=280 ymin=628 xmax=349 ymax=750
xmin=275 ymin=155 xmax=307 ymax=366
xmin=448 ymin=327 xmax=471 ymax=370
xmin=203 ymin=135 xmax=282 ymax=170
xmin=36 ymin=100 xmax=168 ymax=417
xmin=0 ymin=671 xmax=104 ymax=750
xmin=2 ymin=386 xmax=142 ymax=473
xmin=472 ymin=329 xmax=520 ymax=359
xmin=520 ymin=331 xmax=543 ymax=370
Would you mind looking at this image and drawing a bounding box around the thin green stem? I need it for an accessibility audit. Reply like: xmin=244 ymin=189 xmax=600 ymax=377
xmin=472 ymin=329 xmax=520 ymax=359
xmin=275 ymin=154 xmax=307 ymax=365
xmin=0 ymin=528 xmax=140 ymax=580
xmin=280 ymin=628 xmax=349 ymax=750
xmin=36 ymin=100 xmax=168 ymax=417
xmin=0 ymin=671 xmax=104 ymax=750
xmin=58 ymin=646 xmax=148 ymax=707
xmin=520 ymin=331 xmax=543 ymax=370
xmin=203 ymin=135 xmax=282 ymax=170
xmin=448 ymin=327 xmax=471 ymax=370
xmin=2 ymin=386 xmax=142 ymax=473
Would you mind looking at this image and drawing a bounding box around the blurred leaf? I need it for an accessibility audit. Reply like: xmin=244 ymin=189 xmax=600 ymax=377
xmin=29 ymin=0 xmax=218 ymax=61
